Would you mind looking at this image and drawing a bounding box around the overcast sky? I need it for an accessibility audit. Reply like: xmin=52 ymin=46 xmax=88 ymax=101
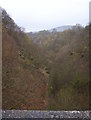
xmin=0 ymin=0 xmax=90 ymax=32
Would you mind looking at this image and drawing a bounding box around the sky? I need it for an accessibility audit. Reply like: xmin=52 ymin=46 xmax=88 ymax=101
xmin=0 ymin=0 xmax=90 ymax=32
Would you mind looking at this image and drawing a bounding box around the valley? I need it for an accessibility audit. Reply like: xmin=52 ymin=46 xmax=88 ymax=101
xmin=2 ymin=8 xmax=90 ymax=110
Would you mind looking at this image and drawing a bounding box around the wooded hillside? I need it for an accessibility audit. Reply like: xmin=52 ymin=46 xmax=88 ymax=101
xmin=2 ymin=9 xmax=90 ymax=110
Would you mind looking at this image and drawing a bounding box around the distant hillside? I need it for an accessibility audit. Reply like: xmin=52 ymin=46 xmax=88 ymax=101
xmin=49 ymin=24 xmax=83 ymax=32
xmin=49 ymin=25 xmax=73 ymax=32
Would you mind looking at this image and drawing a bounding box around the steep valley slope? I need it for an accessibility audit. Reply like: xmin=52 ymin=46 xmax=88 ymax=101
xmin=2 ymin=9 xmax=48 ymax=110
